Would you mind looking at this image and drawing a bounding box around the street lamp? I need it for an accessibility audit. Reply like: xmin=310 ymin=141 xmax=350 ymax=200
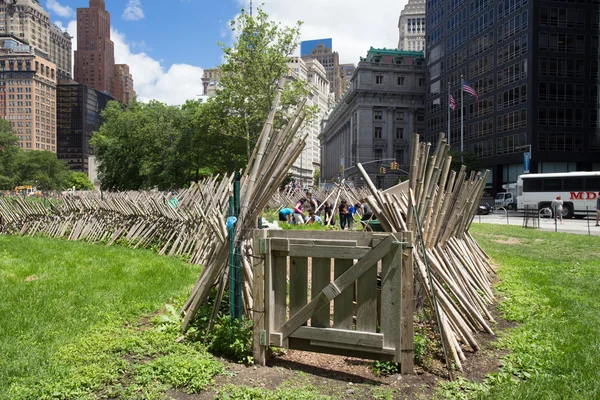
xmin=516 ymin=144 xmax=532 ymax=174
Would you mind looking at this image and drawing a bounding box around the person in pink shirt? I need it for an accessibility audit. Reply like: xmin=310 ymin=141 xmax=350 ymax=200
xmin=293 ymin=198 xmax=306 ymax=224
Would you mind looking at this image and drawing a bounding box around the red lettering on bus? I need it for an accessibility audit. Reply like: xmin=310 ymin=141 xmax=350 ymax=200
xmin=587 ymin=192 xmax=598 ymax=200
xmin=570 ymin=192 xmax=584 ymax=200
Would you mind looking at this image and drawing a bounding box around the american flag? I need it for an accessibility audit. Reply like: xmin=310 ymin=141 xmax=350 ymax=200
xmin=449 ymin=94 xmax=456 ymax=110
xmin=462 ymin=79 xmax=478 ymax=100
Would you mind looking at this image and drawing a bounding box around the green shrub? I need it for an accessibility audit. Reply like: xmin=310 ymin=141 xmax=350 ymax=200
xmin=207 ymin=315 xmax=254 ymax=365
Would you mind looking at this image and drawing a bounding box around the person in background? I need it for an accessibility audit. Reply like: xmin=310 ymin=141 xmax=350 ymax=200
xmin=339 ymin=200 xmax=349 ymax=230
xmin=323 ymin=201 xmax=334 ymax=225
xmin=347 ymin=202 xmax=356 ymax=230
xmin=551 ymin=195 xmax=564 ymax=224
xmin=596 ymin=192 xmax=600 ymax=226
xmin=307 ymin=209 xmax=323 ymax=225
xmin=306 ymin=191 xmax=319 ymax=214
xmin=293 ymin=198 xmax=306 ymax=224
xmin=278 ymin=207 xmax=294 ymax=223
xmin=359 ymin=202 xmax=373 ymax=221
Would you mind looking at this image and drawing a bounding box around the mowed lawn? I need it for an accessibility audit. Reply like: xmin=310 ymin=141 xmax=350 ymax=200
xmin=460 ymin=224 xmax=600 ymax=400
xmin=0 ymin=235 xmax=201 ymax=399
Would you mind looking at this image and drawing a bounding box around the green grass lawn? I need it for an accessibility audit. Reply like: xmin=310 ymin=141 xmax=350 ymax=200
xmin=438 ymin=224 xmax=600 ymax=399
xmin=0 ymin=235 xmax=223 ymax=400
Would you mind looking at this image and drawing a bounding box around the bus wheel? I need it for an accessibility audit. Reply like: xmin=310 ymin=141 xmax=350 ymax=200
xmin=562 ymin=203 xmax=574 ymax=219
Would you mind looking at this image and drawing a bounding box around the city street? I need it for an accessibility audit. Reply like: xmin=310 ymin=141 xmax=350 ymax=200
xmin=471 ymin=210 xmax=600 ymax=236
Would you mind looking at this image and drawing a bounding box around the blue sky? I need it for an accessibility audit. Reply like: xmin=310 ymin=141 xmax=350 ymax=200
xmin=45 ymin=0 xmax=405 ymax=104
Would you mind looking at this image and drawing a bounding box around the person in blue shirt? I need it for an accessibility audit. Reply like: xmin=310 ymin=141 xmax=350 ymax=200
xmin=278 ymin=207 xmax=294 ymax=223
xmin=307 ymin=209 xmax=323 ymax=225
xmin=347 ymin=203 xmax=356 ymax=230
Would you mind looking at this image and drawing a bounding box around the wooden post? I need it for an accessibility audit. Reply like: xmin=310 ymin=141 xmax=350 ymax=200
xmin=252 ymin=229 xmax=267 ymax=366
xmin=400 ymin=232 xmax=415 ymax=373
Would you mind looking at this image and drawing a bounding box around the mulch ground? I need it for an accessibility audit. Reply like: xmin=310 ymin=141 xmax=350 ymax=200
xmin=173 ymin=301 xmax=513 ymax=400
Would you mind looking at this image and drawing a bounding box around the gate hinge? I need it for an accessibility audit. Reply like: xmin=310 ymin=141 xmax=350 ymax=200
xmin=259 ymin=330 xmax=267 ymax=346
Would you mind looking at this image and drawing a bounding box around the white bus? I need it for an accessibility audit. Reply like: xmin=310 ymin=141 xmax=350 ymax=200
xmin=517 ymin=171 xmax=600 ymax=218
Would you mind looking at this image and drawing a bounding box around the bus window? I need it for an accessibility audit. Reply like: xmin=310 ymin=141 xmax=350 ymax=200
xmin=542 ymin=178 xmax=562 ymax=191
xmin=563 ymin=177 xmax=584 ymax=191
xmin=523 ymin=178 xmax=543 ymax=192
xmin=585 ymin=177 xmax=600 ymax=191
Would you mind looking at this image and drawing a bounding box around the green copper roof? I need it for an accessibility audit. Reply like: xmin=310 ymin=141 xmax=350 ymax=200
xmin=363 ymin=47 xmax=425 ymax=62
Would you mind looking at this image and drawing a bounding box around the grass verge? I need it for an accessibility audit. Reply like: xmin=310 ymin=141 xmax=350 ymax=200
xmin=437 ymin=224 xmax=600 ymax=399
xmin=0 ymin=235 xmax=223 ymax=400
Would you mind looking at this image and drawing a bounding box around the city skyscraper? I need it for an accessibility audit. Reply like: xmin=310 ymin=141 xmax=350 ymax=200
xmin=300 ymin=39 xmax=343 ymax=101
xmin=425 ymin=0 xmax=600 ymax=193
xmin=57 ymin=79 xmax=114 ymax=173
xmin=286 ymin=57 xmax=330 ymax=186
xmin=398 ymin=0 xmax=426 ymax=51
xmin=74 ymin=0 xmax=115 ymax=95
xmin=0 ymin=0 xmax=72 ymax=79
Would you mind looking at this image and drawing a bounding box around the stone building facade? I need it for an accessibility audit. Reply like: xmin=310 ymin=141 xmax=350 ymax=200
xmin=398 ymin=0 xmax=426 ymax=52
xmin=320 ymin=48 xmax=426 ymax=189
xmin=0 ymin=0 xmax=72 ymax=79
xmin=0 ymin=39 xmax=57 ymax=152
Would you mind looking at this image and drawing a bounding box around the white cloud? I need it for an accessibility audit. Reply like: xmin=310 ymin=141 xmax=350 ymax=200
xmin=46 ymin=0 xmax=75 ymax=18
xmin=112 ymin=28 xmax=205 ymax=105
xmin=122 ymin=0 xmax=145 ymax=21
xmin=234 ymin=0 xmax=407 ymax=65
xmin=59 ymin=20 xmax=204 ymax=105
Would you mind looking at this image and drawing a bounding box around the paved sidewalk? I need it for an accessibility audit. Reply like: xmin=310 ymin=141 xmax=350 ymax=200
xmin=471 ymin=211 xmax=600 ymax=236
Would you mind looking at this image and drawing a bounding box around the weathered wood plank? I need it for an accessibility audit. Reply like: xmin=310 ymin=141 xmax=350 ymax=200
xmin=400 ymin=232 xmax=415 ymax=373
xmin=289 ymin=256 xmax=308 ymax=321
xmin=380 ymin=241 xmax=403 ymax=363
xmin=310 ymin=258 xmax=331 ymax=328
xmin=333 ymin=258 xmax=353 ymax=330
xmin=271 ymin=252 xmax=288 ymax=347
xmin=276 ymin=245 xmax=371 ymax=260
xmin=252 ymin=230 xmax=267 ymax=366
xmin=356 ymin=261 xmax=378 ymax=333
xmin=291 ymin=326 xmax=383 ymax=348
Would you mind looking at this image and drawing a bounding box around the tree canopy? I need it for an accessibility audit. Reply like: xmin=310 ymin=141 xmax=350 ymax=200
xmin=0 ymin=120 xmax=76 ymax=191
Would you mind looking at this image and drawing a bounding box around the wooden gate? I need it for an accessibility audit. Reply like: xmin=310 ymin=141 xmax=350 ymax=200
xmin=252 ymin=230 xmax=414 ymax=373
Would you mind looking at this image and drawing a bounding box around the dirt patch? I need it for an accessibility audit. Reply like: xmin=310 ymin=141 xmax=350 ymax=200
xmin=171 ymin=305 xmax=513 ymax=400
xmin=24 ymin=275 xmax=38 ymax=282
xmin=493 ymin=237 xmax=521 ymax=245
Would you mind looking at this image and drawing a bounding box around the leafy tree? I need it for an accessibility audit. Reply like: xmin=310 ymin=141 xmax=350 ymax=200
xmin=67 ymin=172 xmax=94 ymax=191
xmin=449 ymin=150 xmax=480 ymax=174
xmin=15 ymin=151 xmax=70 ymax=190
xmin=91 ymin=8 xmax=314 ymax=190
xmin=211 ymin=7 xmax=316 ymax=168
xmin=0 ymin=119 xmax=20 ymax=189
xmin=313 ymin=168 xmax=321 ymax=186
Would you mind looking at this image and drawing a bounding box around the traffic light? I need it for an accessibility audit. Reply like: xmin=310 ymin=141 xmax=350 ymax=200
xmin=379 ymin=167 xmax=386 ymax=174
xmin=390 ymin=161 xmax=398 ymax=170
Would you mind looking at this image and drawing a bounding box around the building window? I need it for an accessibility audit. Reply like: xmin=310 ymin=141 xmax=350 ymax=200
xmin=396 ymin=127 xmax=404 ymax=139
xmin=373 ymin=148 xmax=383 ymax=161
xmin=396 ymin=150 xmax=405 ymax=164
xmin=374 ymin=127 xmax=383 ymax=139
xmin=396 ymin=112 xmax=405 ymax=121
xmin=419 ymin=78 xmax=425 ymax=86
xmin=376 ymin=75 xmax=384 ymax=84
xmin=397 ymin=76 xmax=405 ymax=85
xmin=374 ymin=111 xmax=383 ymax=120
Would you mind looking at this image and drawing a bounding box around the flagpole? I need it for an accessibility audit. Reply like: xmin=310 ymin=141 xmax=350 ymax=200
xmin=447 ymin=82 xmax=451 ymax=146
xmin=460 ymin=74 xmax=464 ymax=164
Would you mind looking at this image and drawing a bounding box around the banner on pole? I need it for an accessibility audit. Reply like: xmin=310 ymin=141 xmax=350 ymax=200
xmin=523 ymin=152 xmax=530 ymax=174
